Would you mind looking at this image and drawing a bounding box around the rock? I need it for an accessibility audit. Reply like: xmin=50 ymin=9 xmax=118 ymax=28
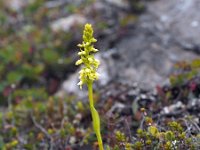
xmin=3 ymin=0 xmax=31 ymax=11
xmin=95 ymin=53 xmax=111 ymax=86
xmin=51 ymin=14 xmax=87 ymax=32
xmin=161 ymin=101 xmax=185 ymax=115
xmin=105 ymin=0 xmax=129 ymax=9
xmin=106 ymin=102 xmax=125 ymax=117
xmin=148 ymin=0 xmax=200 ymax=52
xmin=58 ymin=0 xmax=200 ymax=97
xmin=113 ymin=33 xmax=198 ymax=87
xmin=56 ymin=69 xmax=90 ymax=100
xmin=101 ymin=0 xmax=200 ymax=88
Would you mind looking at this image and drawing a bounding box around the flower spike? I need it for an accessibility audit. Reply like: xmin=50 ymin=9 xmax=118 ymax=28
xmin=76 ymin=23 xmax=100 ymax=89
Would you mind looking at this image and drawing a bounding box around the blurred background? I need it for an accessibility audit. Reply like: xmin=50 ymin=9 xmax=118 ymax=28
xmin=1 ymin=0 xmax=199 ymax=101
xmin=0 ymin=0 xmax=200 ymax=149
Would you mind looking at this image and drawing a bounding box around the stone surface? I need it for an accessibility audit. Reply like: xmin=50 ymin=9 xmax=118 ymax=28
xmin=103 ymin=0 xmax=200 ymax=88
xmin=3 ymin=0 xmax=32 ymax=11
xmin=148 ymin=0 xmax=200 ymax=52
xmin=59 ymin=0 xmax=200 ymax=97
xmin=51 ymin=14 xmax=87 ymax=32
xmin=105 ymin=0 xmax=129 ymax=8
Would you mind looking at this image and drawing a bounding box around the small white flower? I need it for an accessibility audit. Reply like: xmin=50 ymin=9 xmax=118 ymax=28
xmin=88 ymin=57 xmax=93 ymax=62
xmin=76 ymin=23 xmax=100 ymax=89
xmin=75 ymin=59 xmax=83 ymax=65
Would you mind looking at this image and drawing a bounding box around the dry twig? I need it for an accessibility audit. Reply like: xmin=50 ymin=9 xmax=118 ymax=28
xmin=30 ymin=113 xmax=54 ymax=150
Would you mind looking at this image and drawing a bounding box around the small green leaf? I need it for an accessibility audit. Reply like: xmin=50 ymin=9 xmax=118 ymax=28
xmin=148 ymin=126 xmax=159 ymax=137
xmin=191 ymin=59 xmax=200 ymax=68
xmin=0 ymin=81 xmax=8 ymax=93
xmin=7 ymin=71 xmax=22 ymax=84
xmin=91 ymin=107 xmax=100 ymax=134
xmin=42 ymin=49 xmax=59 ymax=63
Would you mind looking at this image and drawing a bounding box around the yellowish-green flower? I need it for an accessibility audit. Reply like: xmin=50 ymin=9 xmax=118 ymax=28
xmin=76 ymin=23 xmax=104 ymax=150
xmin=76 ymin=23 xmax=100 ymax=89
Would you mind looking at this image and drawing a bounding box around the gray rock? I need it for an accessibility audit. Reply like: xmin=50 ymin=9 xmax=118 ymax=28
xmin=105 ymin=0 xmax=129 ymax=9
xmin=3 ymin=0 xmax=31 ymax=11
xmin=51 ymin=14 xmax=87 ymax=32
xmin=59 ymin=0 xmax=200 ymax=97
xmin=105 ymin=0 xmax=200 ymax=88
xmin=148 ymin=0 xmax=200 ymax=52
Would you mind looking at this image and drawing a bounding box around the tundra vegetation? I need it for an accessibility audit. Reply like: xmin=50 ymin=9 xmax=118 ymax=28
xmin=0 ymin=0 xmax=200 ymax=150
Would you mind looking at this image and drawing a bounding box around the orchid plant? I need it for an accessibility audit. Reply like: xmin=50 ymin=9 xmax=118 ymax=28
xmin=76 ymin=23 xmax=103 ymax=150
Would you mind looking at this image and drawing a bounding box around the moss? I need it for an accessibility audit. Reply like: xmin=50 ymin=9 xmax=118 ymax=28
xmin=5 ymin=140 xmax=18 ymax=150
xmin=133 ymin=141 xmax=143 ymax=150
xmin=115 ymin=131 xmax=126 ymax=142
xmin=164 ymin=141 xmax=172 ymax=150
xmin=148 ymin=126 xmax=159 ymax=137
xmin=116 ymin=116 xmax=199 ymax=150
xmin=164 ymin=131 xmax=175 ymax=141
xmin=168 ymin=121 xmax=183 ymax=133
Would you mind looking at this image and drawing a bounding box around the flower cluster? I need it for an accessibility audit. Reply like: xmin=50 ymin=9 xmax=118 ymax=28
xmin=76 ymin=24 xmax=100 ymax=89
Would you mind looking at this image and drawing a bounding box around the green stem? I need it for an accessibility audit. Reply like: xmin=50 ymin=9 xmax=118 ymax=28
xmin=87 ymin=81 xmax=104 ymax=150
